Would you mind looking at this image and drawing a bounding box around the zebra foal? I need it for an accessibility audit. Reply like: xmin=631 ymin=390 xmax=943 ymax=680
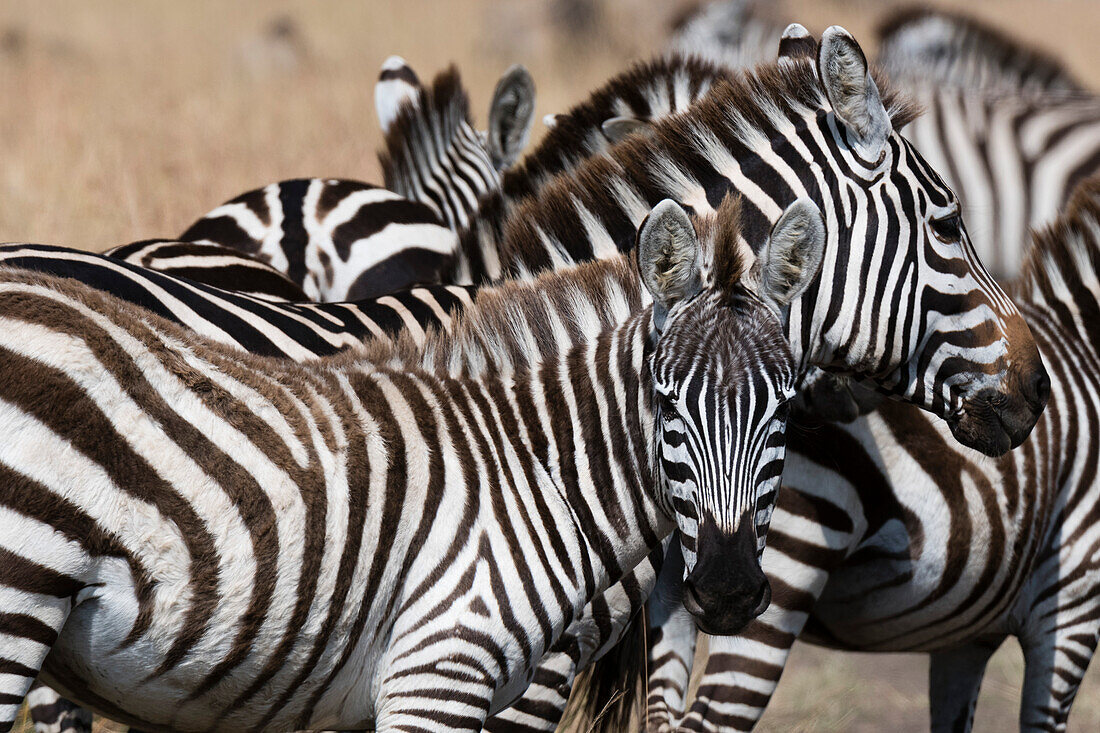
xmin=640 ymin=174 xmax=1100 ymax=733
xmin=0 ymin=198 xmax=817 ymax=732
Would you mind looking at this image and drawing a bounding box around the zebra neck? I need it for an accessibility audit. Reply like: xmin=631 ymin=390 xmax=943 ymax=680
xmin=510 ymin=314 xmax=671 ymax=600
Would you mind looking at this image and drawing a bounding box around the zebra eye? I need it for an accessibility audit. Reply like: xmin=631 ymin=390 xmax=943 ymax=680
xmin=656 ymin=392 xmax=677 ymax=420
xmin=930 ymin=212 xmax=962 ymax=243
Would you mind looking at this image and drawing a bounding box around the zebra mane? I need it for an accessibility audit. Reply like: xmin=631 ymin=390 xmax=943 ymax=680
xmin=500 ymin=54 xmax=731 ymax=202
xmin=378 ymin=65 xmax=475 ymax=196
xmin=497 ymin=54 xmax=919 ymax=275
xmin=1018 ymin=176 xmax=1100 ymax=312
xmin=876 ymin=6 xmax=1083 ymax=93
xmin=367 ymin=201 xmax=749 ymax=379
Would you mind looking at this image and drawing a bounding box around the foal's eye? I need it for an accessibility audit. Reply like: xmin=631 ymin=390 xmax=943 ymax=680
xmin=930 ymin=212 xmax=962 ymax=243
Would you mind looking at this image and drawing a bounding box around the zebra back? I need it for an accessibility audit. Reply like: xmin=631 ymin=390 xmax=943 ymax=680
xmin=179 ymin=177 xmax=458 ymax=301
xmin=105 ymin=239 xmax=309 ymax=302
xmin=665 ymin=0 xmax=786 ymax=72
xmin=0 ymin=243 xmax=476 ymax=359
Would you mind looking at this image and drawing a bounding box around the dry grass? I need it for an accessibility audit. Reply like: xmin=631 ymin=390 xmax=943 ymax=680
xmin=3 ymin=0 xmax=1099 ymax=731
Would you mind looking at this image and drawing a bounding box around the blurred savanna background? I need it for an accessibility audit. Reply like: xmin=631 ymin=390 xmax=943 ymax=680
xmin=2 ymin=1 xmax=1098 ymax=731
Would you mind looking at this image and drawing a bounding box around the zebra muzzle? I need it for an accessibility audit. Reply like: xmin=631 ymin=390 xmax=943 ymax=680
xmin=681 ymin=520 xmax=771 ymax=635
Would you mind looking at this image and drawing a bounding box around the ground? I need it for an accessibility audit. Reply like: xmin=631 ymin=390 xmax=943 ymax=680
xmin=1 ymin=0 xmax=1098 ymax=730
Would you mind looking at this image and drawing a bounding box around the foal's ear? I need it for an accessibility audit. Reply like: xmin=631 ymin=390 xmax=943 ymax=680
xmin=487 ymin=65 xmax=536 ymax=170
xmin=638 ymin=200 xmax=703 ymax=332
xmin=601 ymin=115 xmax=651 ymax=143
xmin=375 ymin=55 xmax=422 ymax=133
xmin=755 ymin=198 xmax=825 ymax=311
xmin=818 ymin=26 xmax=892 ymax=160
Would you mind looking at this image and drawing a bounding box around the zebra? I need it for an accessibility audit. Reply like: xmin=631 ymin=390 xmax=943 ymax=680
xmin=875 ymin=5 xmax=1085 ymax=95
xmin=9 ymin=24 xmax=1050 ymax=732
xmin=180 ymin=60 xmax=535 ymax=300
xmin=634 ymin=174 xmax=1100 ymax=733
xmin=648 ymin=4 xmax=1100 ymax=281
xmin=0 ymin=242 xmax=478 ymax=359
xmin=0 ymin=196 xmax=815 ymax=733
xmin=104 ymin=239 xmax=310 ymax=302
xmin=664 ymin=0 xmax=787 ymax=74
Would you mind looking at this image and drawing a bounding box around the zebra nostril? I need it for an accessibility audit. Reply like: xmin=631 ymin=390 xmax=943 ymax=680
xmin=1029 ymin=370 xmax=1051 ymax=408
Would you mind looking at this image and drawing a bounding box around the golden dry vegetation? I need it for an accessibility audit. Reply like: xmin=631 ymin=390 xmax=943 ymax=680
xmin=2 ymin=1 xmax=1099 ymax=731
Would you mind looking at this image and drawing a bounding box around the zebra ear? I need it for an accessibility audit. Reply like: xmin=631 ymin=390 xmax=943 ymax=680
xmin=543 ymin=113 xmax=564 ymax=129
xmin=755 ymin=198 xmax=825 ymax=310
xmin=817 ymin=26 xmax=891 ymax=159
xmin=601 ymin=116 xmax=651 ymax=143
xmin=375 ymin=56 xmax=421 ymax=134
xmin=778 ymin=23 xmax=817 ymax=63
xmin=637 ymin=200 xmax=703 ymax=333
xmin=487 ymin=65 xmax=536 ymax=170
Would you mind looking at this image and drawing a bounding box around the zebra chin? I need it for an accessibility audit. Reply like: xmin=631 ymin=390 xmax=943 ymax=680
xmin=681 ymin=519 xmax=771 ymax=636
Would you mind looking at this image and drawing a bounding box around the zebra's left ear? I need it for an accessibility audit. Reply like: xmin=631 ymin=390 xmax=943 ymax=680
xmin=638 ymin=199 xmax=704 ymax=333
xmin=818 ymin=26 xmax=892 ymax=160
xmin=601 ymin=116 xmax=651 ymax=143
xmin=487 ymin=65 xmax=536 ymax=170
xmin=375 ymin=56 xmax=422 ymax=134
xmin=754 ymin=198 xmax=825 ymax=311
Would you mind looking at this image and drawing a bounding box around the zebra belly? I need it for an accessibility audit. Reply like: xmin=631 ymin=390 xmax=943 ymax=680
xmin=40 ymin=552 xmax=387 ymax=732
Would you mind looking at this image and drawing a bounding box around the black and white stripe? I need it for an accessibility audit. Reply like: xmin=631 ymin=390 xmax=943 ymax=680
xmin=646 ymin=174 xmax=1100 ymax=733
xmin=0 ymin=199 xmax=801 ymax=733
xmin=15 ymin=27 xmax=1049 ymax=733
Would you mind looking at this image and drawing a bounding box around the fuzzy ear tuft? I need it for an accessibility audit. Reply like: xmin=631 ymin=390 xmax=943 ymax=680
xmin=755 ymin=198 xmax=825 ymax=311
xmin=778 ymin=23 xmax=817 ymax=63
xmin=818 ymin=26 xmax=891 ymax=159
xmin=487 ymin=65 xmax=536 ymax=170
xmin=637 ymin=200 xmax=704 ymax=332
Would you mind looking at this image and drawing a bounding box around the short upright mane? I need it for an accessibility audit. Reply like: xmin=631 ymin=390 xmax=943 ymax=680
xmin=500 ymin=54 xmax=730 ymax=201
xmin=367 ymin=201 xmax=748 ymax=379
xmin=1018 ymin=176 xmax=1100 ymax=307
xmin=498 ymin=53 xmax=918 ymax=275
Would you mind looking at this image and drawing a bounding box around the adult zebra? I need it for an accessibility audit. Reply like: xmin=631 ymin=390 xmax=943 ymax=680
xmin=875 ymin=6 xmax=1084 ymax=95
xmin=0 ymin=197 xmax=813 ymax=733
xmin=10 ymin=24 xmax=1048 ymax=732
xmin=656 ymin=4 xmax=1100 ymax=280
xmin=638 ymin=175 xmax=1100 ymax=733
xmin=180 ymin=59 xmax=535 ymax=300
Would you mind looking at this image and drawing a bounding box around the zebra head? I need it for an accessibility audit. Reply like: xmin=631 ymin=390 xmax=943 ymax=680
xmin=639 ymin=196 xmax=824 ymax=635
xmin=375 ymin=58 xmax=536 ymax=230
xmin=771 ymin=25 xmax=1049 ymax=456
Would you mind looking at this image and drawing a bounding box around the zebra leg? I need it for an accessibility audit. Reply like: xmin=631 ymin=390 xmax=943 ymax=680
xmin=928 ymin=638 xmax=1003 ymax=733
xmin=375 ymin=678 xmax=495 ymax=733
xmin=26 ymin=684 xmax=92 ymax=733
xmin=483 ymin=647 xmax=579 ymax=732
xmin=1018 ymin=624 xmax=1099 ymax=733
xmin=644 ymin=541 xmax=696 ymax=732
xmin=0 ymin=592 xmax=71 ymax=732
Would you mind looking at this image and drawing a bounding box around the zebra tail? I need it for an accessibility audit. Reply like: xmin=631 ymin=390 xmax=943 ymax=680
xmin=562 ymin=608 xmax=648 ymax=733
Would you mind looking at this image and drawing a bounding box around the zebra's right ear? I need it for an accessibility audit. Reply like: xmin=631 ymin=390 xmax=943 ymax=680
xmin=638 ymin=199 xmax=703 ymax=333
xmin=755 ymin=198 xmax=825 ymax=312
xmin=601 ymin=116 xmax=651 ymax=143
xmin=375 ymin=55 xmax=422 ymax=133
xmin=487 ymin=65 xmax=536 ymax=170
xmin=817 ymin=26 xmax=892 ymax=160
xmin=778 ymin=23 xmax=817 ymax=64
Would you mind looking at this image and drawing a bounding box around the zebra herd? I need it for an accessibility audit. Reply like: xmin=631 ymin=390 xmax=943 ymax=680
xmin=1 ymin=2 xmax=1098 ymax=732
